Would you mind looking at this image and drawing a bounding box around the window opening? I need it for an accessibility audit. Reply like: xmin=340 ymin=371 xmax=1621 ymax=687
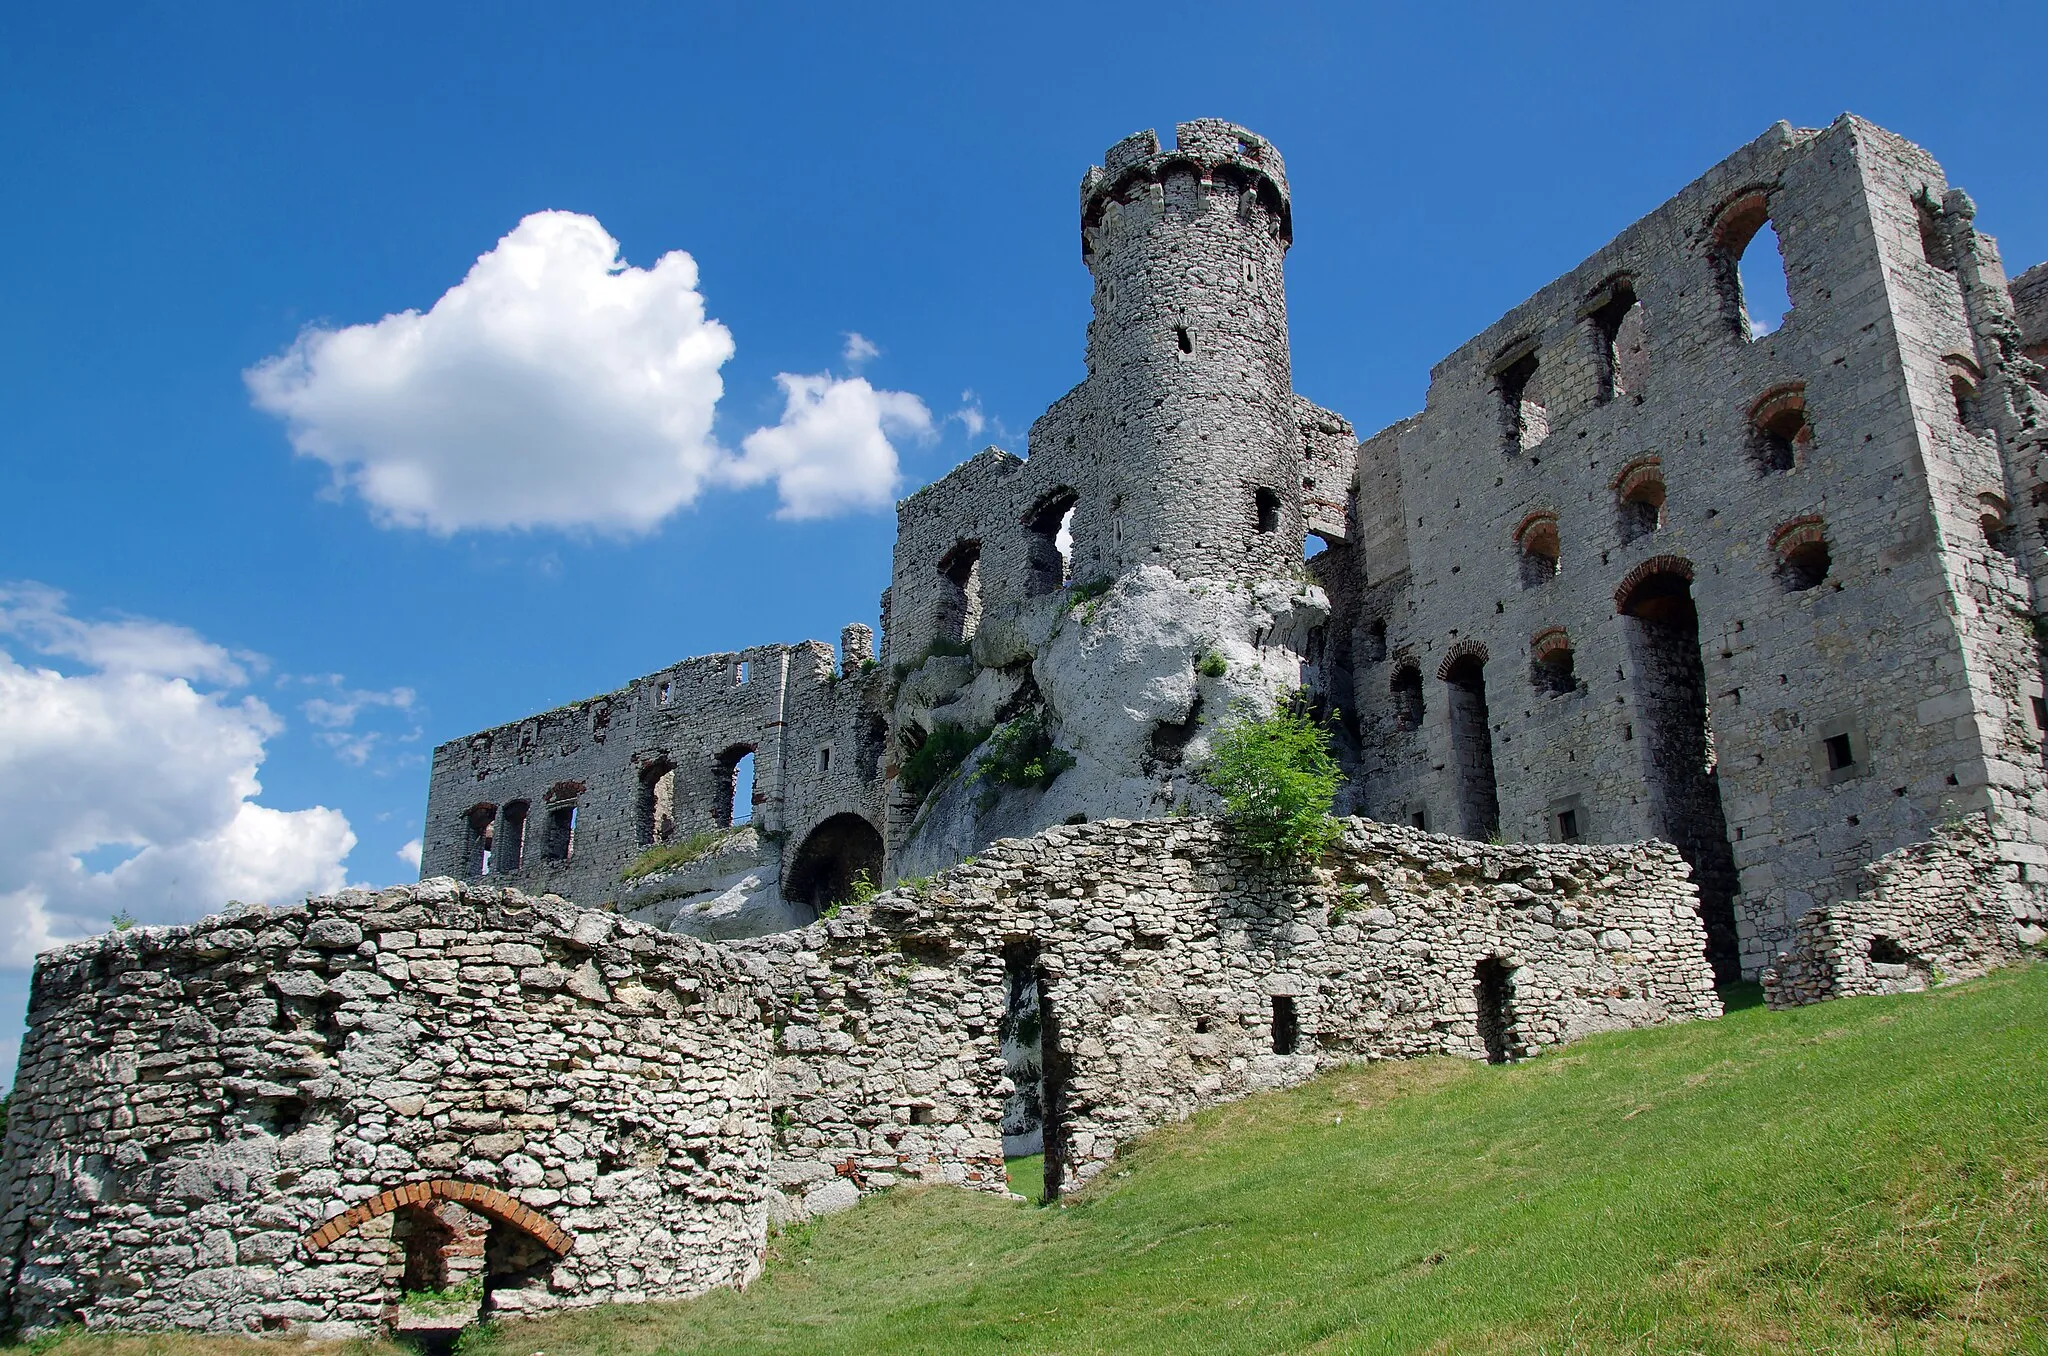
xmin=1023 ymin=490 xmax=1079 ymax=595
xmin=1410 ymin=810 xmax=1427 ymax=830
xmin=1391 ymin=664 xmax=1425 ymax=732
xmin=1749 ymin=386 xmax=1811 ymax=476
xmin=1531 ymin=629 xmax=1576 ymax=697
xmin=1617 ymin=565 xmax=1740 ymax=981
xmin=717 ymin=746 xmax=758 ymax=827
xmin=1442 ymin=653 xmax=1501 ymax=839
xmin=1174 ymin=325 xmax=1193 ymax=354
xmin=1713 ymin=193 xmax=1790 ymax=338
xmin=935 ymin=540 xmax=984 ymax=644
xmin=1869 ymin=935 xmax=1911 ymax=965
xmin=463 ymin=804 xmax=497 ymax=877
xmin=1614 ymin=460 xmax=1665 ymax=545
xmin=2031 ymin=696 xmax=2046 ymax=730
xmin=1255 ymin=487 xmax=1280 ymax=534
xmin=1557 ymin=808 xmax=1581 ymax=842
xmin=1496 ymin=348 xmax=1549 ymax=451
xmin=1916 ymin=194 xmax=1954 ymax=272
xmin=498 ymin=801 xmax=528 ymax=871
xmin=656 ymin=679 xmax=673 ymax=707
xmin=1270 ymin=996 xmax=1299 ymax=1055
xmin=1824 ymin=733 xmax=1854 ymax=772
xmin=1364 ymin=618 xmax=1388 ymax=663
xmin=819 ymin=746 xmax=831 ymax=773
xmin=735 ymin=660 xmax=750 ymax=685
xmin=1588 ymin=277 xmax=1649 ymax=401
xmin=1475 ymin=958 xmax=1516 ymax=1064
xmin=1304 ymin=531 xmax=1328 ymax=560
xmin=637 ymin=760 xmax=677 ymax=846
xmin=545 ymin=803 xmax=576 ymax=861
xmin=1517 ymin=513 xmax=1561 ymax=588
xmin=1773 ymin=519 xmax=1831 ymax=592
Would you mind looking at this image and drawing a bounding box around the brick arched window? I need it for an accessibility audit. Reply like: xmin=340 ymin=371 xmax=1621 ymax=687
xmin=303 ymin=1179 xmax=573 ymax=1257
xmin=1710 ymin=189 xmax=1791 ymax=339
xmin=1748 ymin=384 xmax=1811 ymax=476
xmin=1770 ymin=517 xmax=1830 ymax=592
xmin=1530 ymin=627 xmax=1576 ymax=696
xmin=1514 ymin=511 xmax=1561 ymax=589
xmin=1612 ymin=457 xmax=1666 ymax=545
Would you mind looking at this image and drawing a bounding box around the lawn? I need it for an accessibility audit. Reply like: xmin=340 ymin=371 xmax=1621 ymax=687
xmin=19 ymin=966 xmax=2048 ymax=1354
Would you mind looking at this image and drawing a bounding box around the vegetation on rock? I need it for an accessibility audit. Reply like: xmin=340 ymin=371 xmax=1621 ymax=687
xmin=899 ymin=724 xmax=988 ymax=802
xmin=620 ymin=827 xmax=742 ymax=882
xmin=1198 ymin=698 xmax=1343 ymax=859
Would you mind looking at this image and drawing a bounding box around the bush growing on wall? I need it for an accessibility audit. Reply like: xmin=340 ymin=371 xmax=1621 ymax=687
xmin=900 ymin=723 xmax=990 ymax=802
xmin=1199 ymin=698 xmax=1343 ymax=860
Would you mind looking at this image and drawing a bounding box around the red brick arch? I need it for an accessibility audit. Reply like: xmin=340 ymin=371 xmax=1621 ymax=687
xmin=1612 ymin=555 xmax=1695 ymax=614
xmin=303 ymin=1179 xmax=572 ymax=1257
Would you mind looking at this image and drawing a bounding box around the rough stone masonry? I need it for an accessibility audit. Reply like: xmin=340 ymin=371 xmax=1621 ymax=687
xmin=8 ymin=113 xmax=2047 ymax=1334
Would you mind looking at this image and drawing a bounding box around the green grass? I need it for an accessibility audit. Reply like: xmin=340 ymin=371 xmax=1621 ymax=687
xmin=16 ymin=966 xmax=2048 ymax=1355
xmin=619 ymin=828 xmax=743 ymax=882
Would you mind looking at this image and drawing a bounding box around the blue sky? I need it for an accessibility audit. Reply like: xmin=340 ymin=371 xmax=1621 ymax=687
xmin=3 ymin=0 xmax=2043 ymax=1075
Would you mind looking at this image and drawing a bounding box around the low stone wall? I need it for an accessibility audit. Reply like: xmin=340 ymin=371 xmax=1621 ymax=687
xmin=1762 ymin=816 xmax=2037 ymax=1007
xmin=737 ymin=816 xmax=1719 ymax=1211
xmin=0 ymin=882 xmax=772 ymax=1335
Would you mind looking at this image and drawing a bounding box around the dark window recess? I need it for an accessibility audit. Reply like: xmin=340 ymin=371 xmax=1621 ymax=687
xmin=2031 ymin=696 xmax=2047 ymax=730
xmin=1475 ymin=958 xmax=1514 ymax=1064
xmin=1824 ymin=733 xmax=1855 ymax=772
xmin=1175 ymin=325 xmax=1193 ymax=354
xmin=1391 ymin=665 xmax=1425 ymax=732
xmin=1270 ymin=996 xmax=1299 ymax=1055
xmin=1254 ymin=488 xmax=1280 ymax=534
xmin=1779 ymin=539 xmax=1830 ymax=592
xmin=1557 ymin=809 xmax=1581 ymax=842
xmin=498 ymin=801 xmax=528 ymax=871
xmin=1869 ymin=935 xmax=1911 ymax=964
xmin=1410 ymin=811 xmax=1427 ymax=830
xmin=545 ymin=803 xmax=576 ymax=861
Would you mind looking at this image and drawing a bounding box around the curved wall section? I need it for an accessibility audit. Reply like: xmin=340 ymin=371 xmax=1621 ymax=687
xmin=0 ymin=882 xmax=772 ymax=1334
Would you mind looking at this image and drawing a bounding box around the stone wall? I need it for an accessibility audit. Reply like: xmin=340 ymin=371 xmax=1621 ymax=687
xmin=1340 ymin=115 xmax=2048 ymax=977
xmin=0 ymin=882 xmax=773 ymax=1335
xmin=736 ymin=815 xmax=1718 ymax=1210
xmin=1761 ymin=813 xmax=2038 ymax=1007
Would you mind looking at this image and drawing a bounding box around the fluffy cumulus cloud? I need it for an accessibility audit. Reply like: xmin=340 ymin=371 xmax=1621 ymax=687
xmin=248 ymin=213 xmax=943 ymax=533
xmin=246 ymin=211 xmax=736 ymax=535
xmin=397 ymin=839 xmax=423 ymax=871
xmin=727 ymin=373 xmax=933 ymax=519
xmin=0 ymin=585 xmax=355 ymax=970
xmin=288 ymin=675 xmax=422 ymax=769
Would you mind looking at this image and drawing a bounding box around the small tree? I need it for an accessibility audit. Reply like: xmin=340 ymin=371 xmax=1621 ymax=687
xmin=1199 ymin=698 xmax=1343 ymax=860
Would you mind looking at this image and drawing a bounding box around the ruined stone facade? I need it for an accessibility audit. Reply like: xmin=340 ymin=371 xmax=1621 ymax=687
xmin=421 ymin=114 xmax=2048 ymax=985
xmin=2 ymin=818 xmax=1718 ymax=1331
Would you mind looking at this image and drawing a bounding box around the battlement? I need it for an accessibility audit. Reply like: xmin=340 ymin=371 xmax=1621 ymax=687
xmin=1079 ymin=118 xmax=1290 ymax=261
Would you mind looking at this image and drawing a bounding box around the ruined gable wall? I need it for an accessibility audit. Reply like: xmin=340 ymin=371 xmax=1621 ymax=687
xmin=1345 ymin=117 xmax=2044 ymax=976
xmin=735 ymin=815 xmax=1716 ymax=1213
xmin=422 ymin=638 xmax=887 ymax=918
xmin=0 ymin=883 xmax=772 ymax=1335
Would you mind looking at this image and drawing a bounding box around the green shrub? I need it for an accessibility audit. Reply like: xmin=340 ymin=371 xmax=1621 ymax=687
xmin=822 ymin=869 xmax=878 ymax=919
xmin=621 ymin=827 xmax=739 ymax=882
xmin=972 ymin=710 xmax=1075 ymax=804
xmin=899 ymin=723 xmax=989 ymax=802
xmin=1198 ymin=697 xmax=1344 ymax=860
xmin=1196 ymin=650 xmax=1228 ymax=679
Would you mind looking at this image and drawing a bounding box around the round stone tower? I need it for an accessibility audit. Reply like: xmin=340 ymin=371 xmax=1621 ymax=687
xmin=1079 ymin=119 xmax=1301 ymax=581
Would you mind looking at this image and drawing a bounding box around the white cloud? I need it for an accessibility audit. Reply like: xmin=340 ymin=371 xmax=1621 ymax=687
xmin=398 ymin=839 xmax=423 ymax=871
xmin=0 ymin=586 xmax=355 ymax=970
xmin=951 ymin=389 xmax=988 ymax=439
xmin=727 ymin=373 xmax=933 ymax=519
xmin=246 ymin=211 xmax=736 ymax=535
xmin=842 ymin=331 xmax=880 ymax=365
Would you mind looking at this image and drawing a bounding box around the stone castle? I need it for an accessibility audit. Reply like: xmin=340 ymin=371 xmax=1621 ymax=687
xmin=4 ymin=115 xmax=2044 ymax=1335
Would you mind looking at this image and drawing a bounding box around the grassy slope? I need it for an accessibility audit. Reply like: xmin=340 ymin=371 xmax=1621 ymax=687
xmin=23 ymin=968 xmax=2048 ymax=1356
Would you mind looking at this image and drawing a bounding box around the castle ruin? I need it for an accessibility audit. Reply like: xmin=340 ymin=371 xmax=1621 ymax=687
xmin=5 ymin=114 xmax=2045 ymax=1334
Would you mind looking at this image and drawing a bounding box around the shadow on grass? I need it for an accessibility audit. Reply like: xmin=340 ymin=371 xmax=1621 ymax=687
xmin=1717 ymin=979 xmax=1766 ymax=1013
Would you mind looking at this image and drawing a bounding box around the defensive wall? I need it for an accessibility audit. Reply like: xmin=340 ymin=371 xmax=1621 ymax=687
xmin=2 ymin=817 xmax=1723 ymax=1333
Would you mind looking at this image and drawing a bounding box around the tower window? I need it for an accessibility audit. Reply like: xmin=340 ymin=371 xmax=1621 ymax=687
xmin=1175 ymin=326 xmax=1193 ymax=354
xmin=1749 ymin=385 xmax=1811 ymax=476
xmin=1824 ymin=733 xmax=1854 ymax=772
xmin=1712 ymin=191 xmax=1791 ymax=339
xmin=1254 ymin=488 xmax=1280 ymax=534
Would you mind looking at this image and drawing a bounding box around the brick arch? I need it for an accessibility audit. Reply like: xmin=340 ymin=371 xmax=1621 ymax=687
xmin=1612 ymin=555 xmax=1695 ymax=614
xmin=1435 ymin=640 xmax=1489 ymax=681
xmin=303 ymin=1179 xmax=572 ymax=1257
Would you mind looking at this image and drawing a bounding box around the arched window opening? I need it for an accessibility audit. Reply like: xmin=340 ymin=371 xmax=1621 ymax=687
xmin=781 ymin=812 xmax=885 ymax=914
xmin=1587 ymin=277 xmax=1649 ymax=402
xmin=1304 ymin=531 xmax=1329 ymax=560
xmin=1869 ymin=935 xmax=1912 ymax=965
xmin=462 ymin=804 xmax=497 ymax=877
xmin=1254 ymin=487 xmax=1281 ymax=534
xmin=1749 ymin=385 xmax=1811 ymax=476
xmin=1441 ymin=652 xmax=1501 ymax=839
xmin=1363 ymin=618 xmax=1389 ymax=664
xmin=1475 ymin=957 xmax=1517 ymax=1064
xmin=1976 ymin=493 xmax=2017 ymax=558
xmin=1024 ymin=488 xmax=1079 ymax=595
xmin=1947 ymin=355 xmax=1986 ymax=431
xmin=1530 ymin=628 xmax=1576 ymax=697
xmin=1712 ymin=192 xmax=1791 ymax=339
xmin=1515 ymin=512 xmax=1561 ymax=589
xmin=1772 ymin=518 xmax=1831 ymax=592
xmin=716 ymin=746 xmax=758 ymax=827
xmin=637 ymin=759 xmax=677 ymax=846
xmin=543 ymin=782 xmax=583 ymax=862
xmin=1390 ymin=663 xmax=1424 ymax=732
xmin=1494 ymin=345 xmax=1549 ymax=452
xmin=498 ymin=801 xmax=528 ymax=871
xmin=1614 ymin=458 xmax=1666 ymax=545
xmin=1615 ymin=561 xmax=1739 ymax=981
xmin=935 ymin=540 xmax=983 ymax=645
xmin=393 ymin=1202 xmax=489 ymax=1311
xmin=1915 ymin=193 xmax=1954 ymax=272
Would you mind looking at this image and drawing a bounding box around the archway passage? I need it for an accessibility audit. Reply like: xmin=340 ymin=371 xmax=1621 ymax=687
xmin=1440 ymin=652 xmax=1501 ymax=840
xmin=304 ymin=1179 xmax=573 ymax=1258
xmin=782 ymin=812 xmax=885 ymax=911
xmin=1616 ymin=563 xmax=1742 ymax=982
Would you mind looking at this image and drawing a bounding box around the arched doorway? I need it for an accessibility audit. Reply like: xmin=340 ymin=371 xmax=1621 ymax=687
xmin=782 ymin=812 xmax=884 ymax=912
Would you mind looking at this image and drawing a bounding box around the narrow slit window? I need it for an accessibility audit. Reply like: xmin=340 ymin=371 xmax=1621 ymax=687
xmin=1824 ymin=733 xmax=1854 ymax=772
xmin=1175 ymin=325 xmax=1193 ymax=354
xmin=1270 ymin=996 xmax=1299 ymax=1055
xmin=1254 ymin=488 xmax=1280 ymax=534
